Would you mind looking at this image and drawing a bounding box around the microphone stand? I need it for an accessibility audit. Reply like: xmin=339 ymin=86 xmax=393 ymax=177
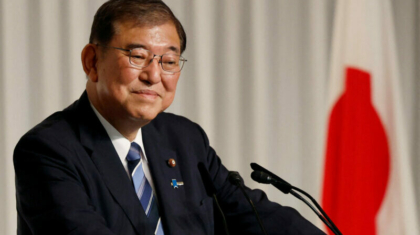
xmin=251 ymin=163 xmax=342 ymax=235
xmin=228 ymin=171 xmax=268 ymax=235
xmin=198 ymin=163 xmax=230 ymax=235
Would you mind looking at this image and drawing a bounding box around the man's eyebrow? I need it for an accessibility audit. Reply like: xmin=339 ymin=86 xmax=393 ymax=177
xmin=125 ymin=44 xmax=180 ymax=54
xmin=168 ymin=46 xmax=180 ymax=54
xmin=126 ymin=43 xmax=146 ymax=50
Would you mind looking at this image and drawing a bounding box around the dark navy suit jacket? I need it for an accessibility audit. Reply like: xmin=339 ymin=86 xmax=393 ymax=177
xmin=14 ymin=92 xmax=325 ymax=235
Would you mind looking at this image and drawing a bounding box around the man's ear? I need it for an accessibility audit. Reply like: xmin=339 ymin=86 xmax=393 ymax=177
xmin=81 ymin=44 xmax=99 ymax=82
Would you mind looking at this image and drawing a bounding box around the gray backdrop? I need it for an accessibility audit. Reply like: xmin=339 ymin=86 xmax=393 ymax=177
xmin=1 ymin=0 xmax=419 ymax=234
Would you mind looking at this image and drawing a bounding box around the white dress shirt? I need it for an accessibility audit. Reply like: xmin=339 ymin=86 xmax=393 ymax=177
xmin=89 ymin=102 xmax=157 ymax=194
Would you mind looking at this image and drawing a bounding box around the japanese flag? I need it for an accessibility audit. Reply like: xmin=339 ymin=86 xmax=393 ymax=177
xmin=321 ymin=0 xmax=419 ymax=234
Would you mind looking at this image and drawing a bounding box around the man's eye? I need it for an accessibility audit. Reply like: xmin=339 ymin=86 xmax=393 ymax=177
xmin=132 ymin=55 xmax=146 ymax=60
xmin=163 ymin=60 xmax=179 ymax=67
xmin=164 ymin=61 xmax=177 ymax=65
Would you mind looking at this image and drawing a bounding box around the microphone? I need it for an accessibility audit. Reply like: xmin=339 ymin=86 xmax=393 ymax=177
xmin=197 ymin=163 xmax=230 ymax=235
xmin=250 ymin=163 xmax=342 ymax=235
xmin=250 ymin=163 xmax=292 ymax=193
xmin=251 ymin=171 xmax=292 ymax=194
xmin=228 ymin=171 xmax=268 ymax=235
xmin=250 ymin=171 xmax=273 ymax=183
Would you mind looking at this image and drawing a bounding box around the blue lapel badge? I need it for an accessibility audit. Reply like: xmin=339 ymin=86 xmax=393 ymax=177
xmin=171 ymin=179 xmax=184 ymax=189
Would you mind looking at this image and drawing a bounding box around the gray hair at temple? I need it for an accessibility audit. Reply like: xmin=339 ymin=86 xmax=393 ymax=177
xmin=89 ymin=0 xmax=187 ymax=53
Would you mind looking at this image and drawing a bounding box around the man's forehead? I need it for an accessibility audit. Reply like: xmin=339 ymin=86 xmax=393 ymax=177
xmin=113 ymin=20 xmax=181 ymax=53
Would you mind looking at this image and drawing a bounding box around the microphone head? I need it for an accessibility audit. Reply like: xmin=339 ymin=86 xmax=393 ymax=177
xmin=250 ymin=162 xmax=290 ymax=185
xmin=251 ymin=170 xmax=292 ymax=194
xmin=251 ymin=163 xmax=274 ymax=174
xmin=251 ymin=171 xmax=274 ymax=184
xmin=228 ymin=171 xmax=242 ymax=185
xmin=250 ymin=163 xmax=262 ymax=171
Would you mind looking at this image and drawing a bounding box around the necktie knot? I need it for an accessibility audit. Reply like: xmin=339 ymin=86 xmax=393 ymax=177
xmin=127 ymin=142 xmax=142 ymax=162
xmin=127 ymin=142 xmax=142 ymax=175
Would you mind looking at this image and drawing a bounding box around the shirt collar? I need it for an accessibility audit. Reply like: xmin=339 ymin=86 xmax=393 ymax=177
xmin=89 ymin=101 xmax=147 ymax=162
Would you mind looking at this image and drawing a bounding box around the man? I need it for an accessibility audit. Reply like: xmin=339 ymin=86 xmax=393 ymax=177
xmin=14 ymin=0 xmax=325 ymax=234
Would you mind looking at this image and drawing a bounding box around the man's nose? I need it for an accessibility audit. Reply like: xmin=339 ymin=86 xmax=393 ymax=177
xmin=140 ymin=58 xmax=162 ymax=84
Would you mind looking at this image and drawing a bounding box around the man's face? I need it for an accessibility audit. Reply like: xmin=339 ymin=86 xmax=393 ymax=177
xmin=93 ymin=21 xmax=181 ymax=125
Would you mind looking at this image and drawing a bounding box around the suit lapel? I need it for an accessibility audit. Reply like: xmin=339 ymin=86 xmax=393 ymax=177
xmin=75 ymin=92 xmax=152 ymax=235
xmin=142 ymin=122 xmax=187 ymax=235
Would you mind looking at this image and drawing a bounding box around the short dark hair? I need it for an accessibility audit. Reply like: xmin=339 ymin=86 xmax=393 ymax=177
xmin=89 ymin=0 xmax=187 ymax=53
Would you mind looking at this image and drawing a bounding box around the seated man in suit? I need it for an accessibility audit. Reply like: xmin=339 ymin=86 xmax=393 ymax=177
xmin=14 ymin=0 xmax=325 ymax=234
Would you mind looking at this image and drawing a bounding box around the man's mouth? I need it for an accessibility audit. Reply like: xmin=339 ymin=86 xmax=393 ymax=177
xmin=132 ymin=89 xmax=160 ymax=99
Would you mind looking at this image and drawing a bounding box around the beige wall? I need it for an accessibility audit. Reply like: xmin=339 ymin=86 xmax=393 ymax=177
xmin=1 ymin=0 xmax=419 ymax=234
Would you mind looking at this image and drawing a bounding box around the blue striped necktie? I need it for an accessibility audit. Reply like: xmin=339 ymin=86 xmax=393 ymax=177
xmin=127 ymin=142 xmax=164 ymax=235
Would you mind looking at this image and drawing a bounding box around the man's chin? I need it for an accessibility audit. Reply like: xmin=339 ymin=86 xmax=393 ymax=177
xmin=128 ymin=110 xmax=159 ymax=124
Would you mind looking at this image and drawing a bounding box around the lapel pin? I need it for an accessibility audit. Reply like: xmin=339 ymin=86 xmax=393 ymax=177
xmin=171 ymin=179 xmax=184 ymax=189
xmin=167 ymin=158 xmax=176 ymax=168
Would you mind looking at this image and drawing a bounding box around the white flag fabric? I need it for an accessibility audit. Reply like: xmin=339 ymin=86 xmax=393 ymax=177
xmin=321 ymin=0 xmax=420 ymax=234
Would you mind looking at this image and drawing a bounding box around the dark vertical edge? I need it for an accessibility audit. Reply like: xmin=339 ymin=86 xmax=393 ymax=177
xmin=297 ymin=0 xmax=310 ymax=190
xmin=391 ymin=0 xmax=420 ymax=220
xmin=0 ymin=0 xmax=5 ymax=233
xmin=326 ymin=0 xmax=336 ymax=71
xmin=392 ymin=0 xmax=420 ymax=219
xmin=414 ymin=0 xmax=420 ymax=223
xmin=266 ymin=0 xmax=282 ymax=174
xmin=212 ymin=0 xmax=224 ymax=156
xmin=28 ymin=0 xmax=42 ymax=122
xmin=60 ymin=0 xmax=71 ymax=106
xmin=181 ymin=0 xmax=198 ymax=122
xmin=238 ymin=0 xmax=252 ymax=171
